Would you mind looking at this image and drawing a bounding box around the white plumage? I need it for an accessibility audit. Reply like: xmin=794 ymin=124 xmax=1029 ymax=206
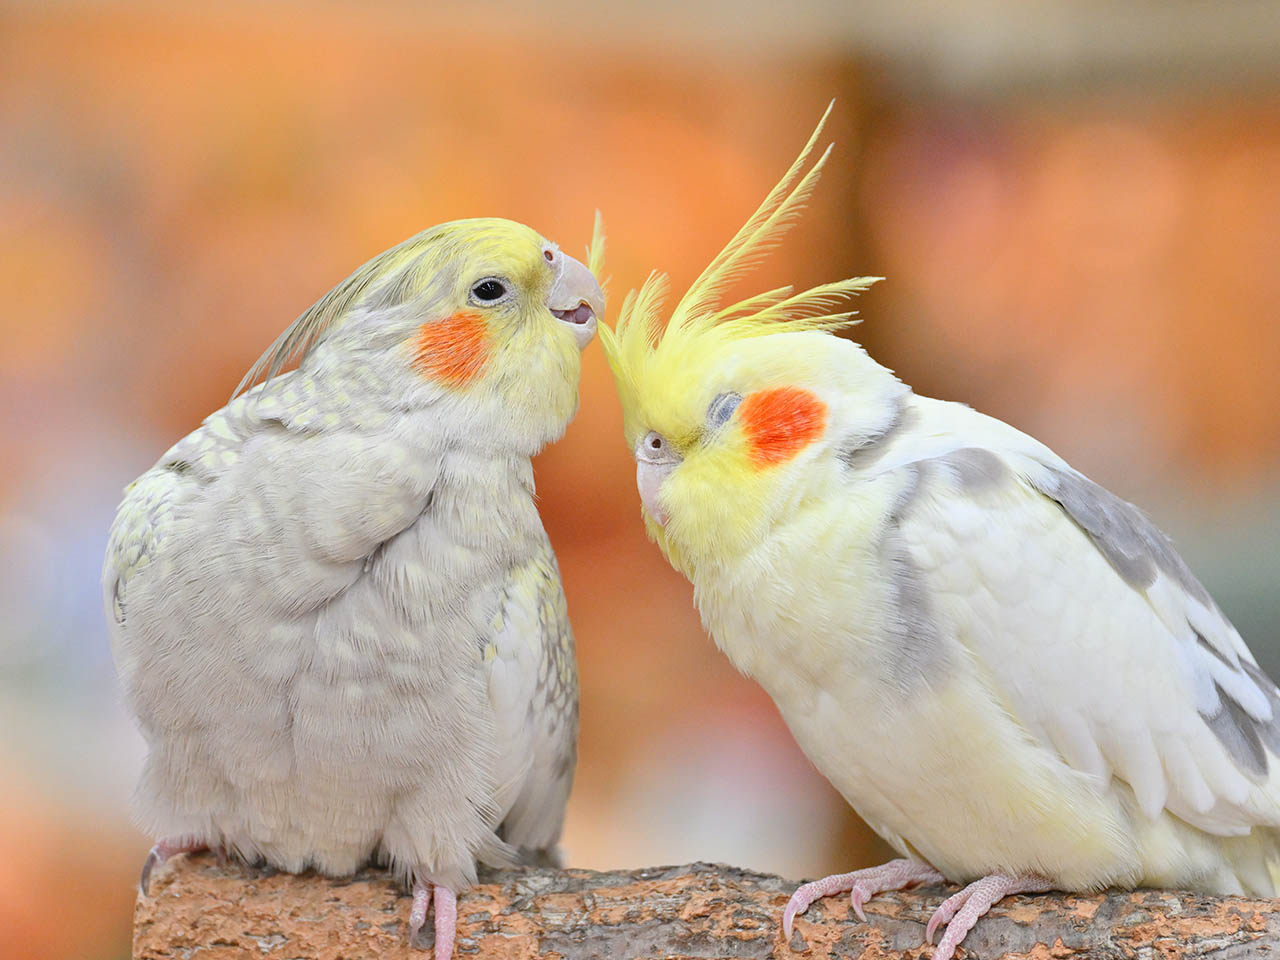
xmin=700 ymin=379 xmax=1280 ymax=889
xmin=620 ymin=328 xmax=1280 ymax=958
xmin=599 ymin=112 xmax=1280 ymax=955
xmin=104 ymin=217 xmax=602 ymax=957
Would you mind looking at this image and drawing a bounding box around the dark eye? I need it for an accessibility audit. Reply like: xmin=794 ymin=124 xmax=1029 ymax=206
xmin=470 ymin=278 xmax=508 ymax=303
xmin=639 ymin=431 xmax=671 ymax=461
xmin=706 ymin=392 xmax=743 ymax=430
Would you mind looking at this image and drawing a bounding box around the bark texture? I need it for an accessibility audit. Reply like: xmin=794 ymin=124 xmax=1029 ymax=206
xmin=134 ymin=852 xmax=1280 ymax=959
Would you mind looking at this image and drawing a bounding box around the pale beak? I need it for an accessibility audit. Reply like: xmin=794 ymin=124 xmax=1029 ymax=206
xmin=545 ymin=247 xmax=604 ymax=351
xmin=635 ymin=431 xmax=680 ymax=526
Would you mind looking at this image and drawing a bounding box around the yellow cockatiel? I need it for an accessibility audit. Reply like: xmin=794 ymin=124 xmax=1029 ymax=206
xmin=600 ymin=108 xmax=1280 ymax=959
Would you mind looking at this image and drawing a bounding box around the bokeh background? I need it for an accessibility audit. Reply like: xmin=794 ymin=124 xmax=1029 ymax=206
xmin=2 ymin=2 xmax=1278 ymax=958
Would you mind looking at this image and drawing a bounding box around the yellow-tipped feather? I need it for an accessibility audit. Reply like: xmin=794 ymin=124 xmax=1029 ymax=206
xmin=586 ymin=209 xmax=607 ymax=280
xmin=670 ymin=101 xmax=834 ymax=331
xmin=600 ymin=105 xmax=880 ymax=447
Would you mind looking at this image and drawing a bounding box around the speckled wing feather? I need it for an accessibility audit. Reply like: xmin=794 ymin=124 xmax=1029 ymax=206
xmin=486 ymin=541 xmax=578 ymax=861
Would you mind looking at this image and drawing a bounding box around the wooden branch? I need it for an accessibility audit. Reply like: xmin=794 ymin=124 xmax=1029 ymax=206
xmin=134 ymin=852 xmax=1280 ymax=959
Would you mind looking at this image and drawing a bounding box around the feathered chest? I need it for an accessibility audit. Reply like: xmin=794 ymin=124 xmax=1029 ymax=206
xmin=694 ymin=498 xmax=898 ymax=694
xmin=358 ymin=452 xmax=546 ymax=621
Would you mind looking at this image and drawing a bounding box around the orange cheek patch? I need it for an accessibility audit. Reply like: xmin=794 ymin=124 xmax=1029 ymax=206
xmin=412 ymin=311 xmax=490 ymax=385
xmin=740 ymin=386 xmax=828 ymax=467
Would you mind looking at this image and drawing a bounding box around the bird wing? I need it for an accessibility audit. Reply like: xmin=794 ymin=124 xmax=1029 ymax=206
xmin=878 ymin=400 xmax=1280 ymax=839
xmin=485 ymin=539 xmax=578 ymax=859
xmin=104 ymin=372 xmax=442 ymax=742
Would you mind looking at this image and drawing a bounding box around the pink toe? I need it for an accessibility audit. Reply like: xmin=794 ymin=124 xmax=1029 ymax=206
xmin=409 ymin=880 xmax=431 ymax=940
xmin=780 ymin=860 xmax=945 ymax=942
xmin=925 ymin=889 xmax=968 ymax=943
xmin=434 ymin=885 xmax=457 ymax=960
xmin=782 ymin=875 xmax=852 ymax=938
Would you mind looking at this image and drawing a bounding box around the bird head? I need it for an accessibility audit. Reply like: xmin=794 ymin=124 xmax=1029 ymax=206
xmin=601 ymin=107 xmax=900 ymax=577
xmin=238 ymin=215 xmax=606 ymax=454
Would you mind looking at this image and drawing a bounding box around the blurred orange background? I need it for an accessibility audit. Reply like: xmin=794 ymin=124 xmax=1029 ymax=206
xmin=1 ymin=3 xmax=1278 ymax=959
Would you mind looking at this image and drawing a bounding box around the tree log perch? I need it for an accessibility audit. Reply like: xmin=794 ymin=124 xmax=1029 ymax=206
xmin=134 ymin=852 xmax=1280 ymax=959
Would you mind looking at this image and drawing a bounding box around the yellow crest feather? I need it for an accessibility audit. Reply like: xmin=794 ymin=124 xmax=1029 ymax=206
xmin=586 ymin=209 xmax=607 ymax=280
xmin=600 ymin=104 xmax=882 ymax=446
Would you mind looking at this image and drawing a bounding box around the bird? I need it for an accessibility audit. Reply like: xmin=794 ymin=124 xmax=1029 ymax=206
xmin=599 ymin=107 xmax=1280 ymax=960
xmin=103 ymin=215 xmax=605 ymax=959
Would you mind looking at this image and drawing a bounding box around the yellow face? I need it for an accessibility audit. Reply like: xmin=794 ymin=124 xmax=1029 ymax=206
xmin=615 ymin=332 xmax=838 ymax=576
xmin=240 ymin=216 xmax=606 ymax=454
xmin=600 ymin=103 xmax=880 ymax=574
xmin=404 ymin=218 xmax=603 ymax=395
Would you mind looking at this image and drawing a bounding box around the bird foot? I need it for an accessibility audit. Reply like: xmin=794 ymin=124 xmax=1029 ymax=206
xmin=925 ymin=872 xmax=1053 ymax=960
xmin=409 ymin=878 xmax=458 ymax=960
xmin=782 ymin=858 xmax=945 ymax=938
xmin=139 ymin=838 xmax=208 ymax=895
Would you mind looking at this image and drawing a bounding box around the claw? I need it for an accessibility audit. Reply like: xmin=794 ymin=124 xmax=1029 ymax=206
xmin=139 ymin=839 xmax=206 ymax=896
xmin=139 ymin=848 xmax=159 ymax=896
xmin=924 ymin=887 xmax=968 ymax=944
xmin=926 ymin=873 xmax=1053 ymax=960
xmin=848 ymin=883 xmax=869 ymax=923
xmin=780 ymin=859 xmax=942 ymax=941
xmin=783 ymin=875 xmax=850 ymax=938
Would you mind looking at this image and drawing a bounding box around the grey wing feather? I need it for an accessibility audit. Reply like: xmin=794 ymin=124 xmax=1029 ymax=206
xmin=1027 ymin=462 xmax=1280 ymax=790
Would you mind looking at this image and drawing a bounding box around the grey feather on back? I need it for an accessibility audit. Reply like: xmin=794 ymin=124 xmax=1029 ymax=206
xmin=1030 ymin=466 xmax=1212 ymax=604
xmin=877 ymin=462 xmax=949 ymax=691
xmin=938 ymin=447 xmax=1011 ymax=492
xmin=1030 ymin=465 xmax=1280 ymax=779
xmin=1194 ymin=626 xmax=1236 ymax=668
xmin=1204 ymin=681 xmax=1270 ymax=777
xmin=1241 ymin=660 xmax=1280 ymax=759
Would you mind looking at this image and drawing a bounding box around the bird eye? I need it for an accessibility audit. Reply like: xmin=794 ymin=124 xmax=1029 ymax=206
xmin=542 ymin=245 xmax=557 ymax=263
xmin=470 ymin=278 xmax=509 ymax=303
xmin=706 ymin=392 xmax=743 ymax=430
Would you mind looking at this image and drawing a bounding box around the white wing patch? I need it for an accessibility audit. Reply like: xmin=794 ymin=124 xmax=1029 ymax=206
xmin=892 ymin=445 xmax=1280 ymax=839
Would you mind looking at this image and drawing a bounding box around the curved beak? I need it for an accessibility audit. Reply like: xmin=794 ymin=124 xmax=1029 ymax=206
xmin=635 ymin=441 xmax=680 ymax=526
xmin=547 ymin=251 xmax=604 ymax=351
xmin=636 ymin=460 xmax=676 ymax=525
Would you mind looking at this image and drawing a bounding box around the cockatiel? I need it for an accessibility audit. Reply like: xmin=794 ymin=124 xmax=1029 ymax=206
xmin=104 ymin=216 xmax=605 ymax=959
xmin=601 ymin=110 xmax=1280 ymax=960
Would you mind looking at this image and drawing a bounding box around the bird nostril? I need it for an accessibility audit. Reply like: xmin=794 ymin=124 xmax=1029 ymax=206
xmin=543 ymin=248 xmax=555 ymax=263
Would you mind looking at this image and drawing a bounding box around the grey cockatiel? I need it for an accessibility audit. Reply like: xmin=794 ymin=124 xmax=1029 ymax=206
xmin=103 ymin=217 xmax=606 ymax=958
